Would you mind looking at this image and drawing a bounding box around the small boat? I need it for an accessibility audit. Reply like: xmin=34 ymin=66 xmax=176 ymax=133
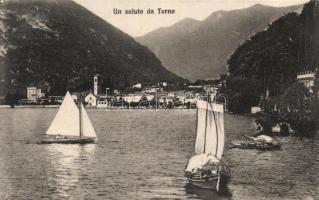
xmin=185 ymin=99 xmax=230 ymax=192
xmin=40 ymin=91 xmax=98 ymax=144
xmin=230 ymin=135 xmax=281 ymax=150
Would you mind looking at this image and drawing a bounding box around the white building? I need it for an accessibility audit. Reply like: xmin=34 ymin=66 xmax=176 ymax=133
xmin=27 ymin=87 xmax=37 ymax=101
xmin=142 ymin=87 xmax=161 ymax=94
xmin=85 ymin=93 xmax=97 ymax=107
xmin=97 ymin=95 xmax=108 ymax=109
xmin=132 ymin=83 xmax=142 ymax=89
xmin=27 ymin=86 xmax=45 ymax=102
xmin=204 ymin=85 xmax=219 ymax=94
xmin=297 ymin=71 xmax=316 ymax=92
xmin=144 ymin=94 xmax=154 ymax=101
xmin=122 ymin=94 xmax=143 ymax=103
xmin=37 ymin=89 xmax=45 ymax=98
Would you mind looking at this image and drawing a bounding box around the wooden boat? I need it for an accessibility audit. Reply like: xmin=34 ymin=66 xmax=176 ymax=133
xmin=185 ymin=99 xmax=230 ymax=192
xmin=230 ymin=135 xmax=281 ymax=150
xmin=40 ymin=91 xmax=98 ymax=144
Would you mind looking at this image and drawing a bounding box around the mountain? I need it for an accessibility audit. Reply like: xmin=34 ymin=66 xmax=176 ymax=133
xmin=136 ymin=4 xmax=302 ymax=81
xmin=0 ymin=0 xmax=184 ymax=96
xmin=225 ymin=0 xmax=318 ymax=113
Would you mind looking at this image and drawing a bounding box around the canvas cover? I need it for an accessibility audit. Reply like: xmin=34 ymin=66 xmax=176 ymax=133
xmin=185 ymin=153 xmax=220 ymax=173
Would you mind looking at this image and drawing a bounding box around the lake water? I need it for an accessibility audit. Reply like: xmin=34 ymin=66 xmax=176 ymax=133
xmin=0 ymin=108 xmax=318 ymax=200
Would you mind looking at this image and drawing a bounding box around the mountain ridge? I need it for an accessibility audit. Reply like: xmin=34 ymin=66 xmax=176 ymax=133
xmin=136 ymin=4 xmax=303 ymax=81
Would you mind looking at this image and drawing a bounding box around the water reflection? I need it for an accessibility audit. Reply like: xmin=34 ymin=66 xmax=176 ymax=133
xmin=45 ymin=144 xmax=96 ymax=199
xmin=184 ymin=183 xmax=232 ymax=200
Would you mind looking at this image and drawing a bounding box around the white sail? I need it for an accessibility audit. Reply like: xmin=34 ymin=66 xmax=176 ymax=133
xmin=80 ymin=103 xmax=97 ymax=138
xmin=194 ymin=100 xmax=224 ymax=160
xmin=46 ymin=91 xmax=80 ymax=136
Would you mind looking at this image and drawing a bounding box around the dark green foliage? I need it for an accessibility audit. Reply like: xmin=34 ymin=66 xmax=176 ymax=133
xmin=256 ymin=83 xmax=318 ymax=136
xmin=5 ymin=92 xmax=24 ymax=107
xmin=226 ymin=1 xmax=319 ymax=114
xmin=226 ymin=12 xmax=308 ymax=113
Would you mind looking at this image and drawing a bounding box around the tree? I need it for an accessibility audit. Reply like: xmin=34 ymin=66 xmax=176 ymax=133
xmin=256 ymin=83 xmax=318 ymax=136
xmin=5 ymin=92 xmax=23 ymax=107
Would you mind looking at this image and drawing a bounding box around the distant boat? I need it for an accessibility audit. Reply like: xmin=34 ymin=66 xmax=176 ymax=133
xmin=185 ymin=99 xmax=230 ymax=191
xmin=41 ymin=91 xmax=98 ymax=144
xmin=230 ymin=135 xmax=281 ymax=150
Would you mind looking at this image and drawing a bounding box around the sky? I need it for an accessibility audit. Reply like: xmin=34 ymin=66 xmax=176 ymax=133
xmin=73 ymin=0 xmax=310 ymax=37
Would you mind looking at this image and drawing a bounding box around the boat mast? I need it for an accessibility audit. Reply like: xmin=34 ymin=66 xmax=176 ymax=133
xmin=203 ymin=92 xmax=210 ymax=153
xmin=79 ymin=94 xmax=82 ymax=138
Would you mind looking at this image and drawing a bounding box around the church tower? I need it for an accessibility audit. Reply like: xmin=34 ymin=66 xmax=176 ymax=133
xmin=93 ymin=74 xmax=100 ymax=96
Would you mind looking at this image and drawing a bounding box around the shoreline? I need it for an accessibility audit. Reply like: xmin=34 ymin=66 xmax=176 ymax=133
xmin=0 ymin=105 xmax=196 ymax=111
xmin=0 ymin=105 xmax=60 ymax=108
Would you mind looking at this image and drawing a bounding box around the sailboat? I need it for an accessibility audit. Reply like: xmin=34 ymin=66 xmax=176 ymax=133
xmin=185 ymin=98 xmax=230 ymax=191
xmin=41 ymin=91 xmax=98 ymax=144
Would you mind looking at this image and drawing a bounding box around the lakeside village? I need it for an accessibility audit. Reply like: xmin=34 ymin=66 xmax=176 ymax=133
xmin=2 ymin=69 xmax=316 ymax=112
xmin=3 ymin=74 xmax=227 ymax=110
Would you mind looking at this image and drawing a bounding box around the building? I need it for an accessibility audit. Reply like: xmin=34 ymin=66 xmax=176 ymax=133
xmin=27 ymin=87 xmax=37 ymax=101
xmin=85 ymin=93 xmax=97 ymax=107
xmin=142 ymin=87 xmax=158 ymax=94
xmin=132 ymin=83 xmax=142 ymax=89
xmin=97 ymin=95 xmax=108 ymax=109
xmin=159 ymin=81 xmax=168 ymax=87
xmin=122 ymin=94 xmax=143 ymax=103
xmin=203 ymin=84 xmax=219 ymax=94
xmin=188 ymin=85 xmax=203 ymax=89
xmin=297 ymin=70 xmax=316 ymax=92
xmin=27 ymin=86 xmax=45 ymax=102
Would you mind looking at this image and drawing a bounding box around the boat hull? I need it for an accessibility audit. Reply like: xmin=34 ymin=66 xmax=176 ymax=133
xmin=40 ymin=137 xmax=98 ymax=144
xmin=188 ymin=176 xmax=219 ymax=190
xmin=230 ymin=140 xmax=281 ymax=150
xmin=187 ymin=173 xmax=230 ymax=191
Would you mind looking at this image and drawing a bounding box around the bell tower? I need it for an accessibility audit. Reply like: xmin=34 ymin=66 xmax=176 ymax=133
xmin=93 ymin=74 xmax=100 ymax=96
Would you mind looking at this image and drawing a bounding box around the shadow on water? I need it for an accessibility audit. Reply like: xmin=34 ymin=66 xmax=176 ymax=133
xmin=184 ymin=183 xmax=232 ymax=200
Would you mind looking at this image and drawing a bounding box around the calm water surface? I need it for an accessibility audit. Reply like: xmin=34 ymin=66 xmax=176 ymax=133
xmin=0 ymin=108 xmax=318 ymax=200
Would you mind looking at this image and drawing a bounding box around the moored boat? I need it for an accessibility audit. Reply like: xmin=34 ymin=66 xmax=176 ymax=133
xmin=40 ymin=91 xmax=98 ymax=144
xmin=230 ymin=135 xmax=281 ymax=150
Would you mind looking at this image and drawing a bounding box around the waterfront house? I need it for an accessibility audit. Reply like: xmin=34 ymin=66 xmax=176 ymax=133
xmin=132 ymin=83 xmax=142 ymax=89
xmin=297 ymin=70 xmax=316 ymax=92
xmin=27 ymin=86 xmax=45 ymax=102
xmin=159 ymin=81 xmax=168 ymax=87
xmin=27 ymin=86 xmax=37 ymax=101
xmin=142 ymin=87 xmax=156 ymax=94
xmin=122 ymin=93 xmax=143 ymax=103
xmin=203 ymin=84 xmax=219 ymax=94
xmin=144 ymin=94 xmax=154 ymax=101
xmin=97 ymin=95 xmax=108 ymax=109
xmin=85 ymin=93 xmax=97 ymax=107
xmin=188 ymin=85 xmax=203 ymax=89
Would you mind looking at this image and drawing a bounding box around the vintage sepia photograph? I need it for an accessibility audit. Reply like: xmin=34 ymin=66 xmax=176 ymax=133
xmin=0 ymin=0 xmax=318 ymax=199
